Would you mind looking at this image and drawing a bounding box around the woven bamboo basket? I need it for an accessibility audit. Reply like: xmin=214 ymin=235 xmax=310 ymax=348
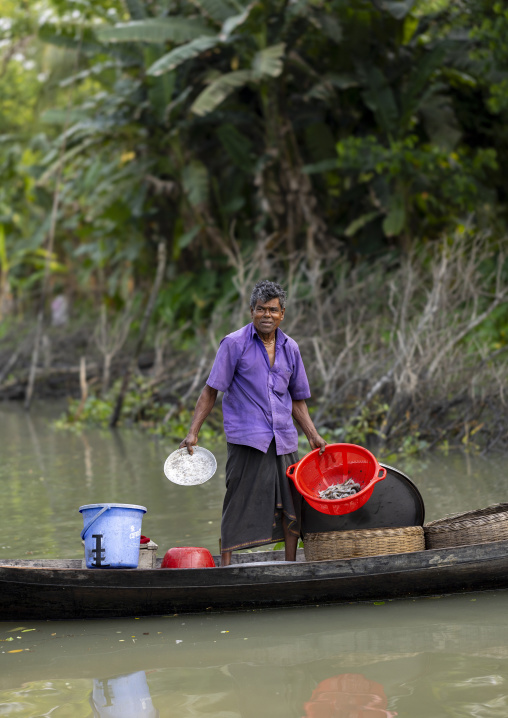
xmin=303 ymin=526 xmax=425 ymax=561
xmin=424 ymin=503 xmax=508 ymax=549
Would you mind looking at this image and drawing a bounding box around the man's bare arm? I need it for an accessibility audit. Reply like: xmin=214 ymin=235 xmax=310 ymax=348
xmin=292 ymin=399 xmax=326 ymax=454
xmin=180 ymin=384 xmax=218 ymax=454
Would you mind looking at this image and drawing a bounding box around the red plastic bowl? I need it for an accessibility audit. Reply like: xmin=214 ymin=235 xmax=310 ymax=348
xmin=286 ymin=443 xmax=386 ymax=516
xmin=161 ymin=547 xmax=216 ymax=569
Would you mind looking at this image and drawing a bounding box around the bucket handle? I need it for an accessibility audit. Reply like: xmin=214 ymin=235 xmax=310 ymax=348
xmin=377 ymin=467 xmax=387 ymax=481
xmin=81 ymin=504 xmax=111 ymax=541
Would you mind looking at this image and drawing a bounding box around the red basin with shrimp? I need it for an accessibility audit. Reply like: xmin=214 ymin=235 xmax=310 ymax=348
xmin=286 ymin=443 xmax=386 ymax=516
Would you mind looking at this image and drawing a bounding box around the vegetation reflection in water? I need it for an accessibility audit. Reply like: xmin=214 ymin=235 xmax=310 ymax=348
xmin=2 ymin=595 xmax=508 ymax=717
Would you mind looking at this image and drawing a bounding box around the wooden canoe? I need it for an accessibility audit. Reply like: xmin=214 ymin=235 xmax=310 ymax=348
xmin=1 ymin=538 xmax=508 ymax=620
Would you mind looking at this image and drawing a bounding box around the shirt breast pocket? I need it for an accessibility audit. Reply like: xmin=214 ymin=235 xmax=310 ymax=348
xmin=273 ymin=369 xmax=292 ymax=395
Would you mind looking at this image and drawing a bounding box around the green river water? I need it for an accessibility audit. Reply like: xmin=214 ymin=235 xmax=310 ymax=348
xmin=1 ymin=401 xmax=508 ymax=717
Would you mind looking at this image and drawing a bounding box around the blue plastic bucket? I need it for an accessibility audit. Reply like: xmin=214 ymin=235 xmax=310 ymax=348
xmin=91 ymin=671 xmax=157 ymax=717
xmin=79 ymin=503 xmax=147 ymax=569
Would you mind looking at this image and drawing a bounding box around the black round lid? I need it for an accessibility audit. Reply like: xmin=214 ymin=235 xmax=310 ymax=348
xmin=300 ymin=463 xmax=425 ymax=534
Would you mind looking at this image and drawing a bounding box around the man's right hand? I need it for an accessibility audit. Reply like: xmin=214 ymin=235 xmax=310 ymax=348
xmin=179 ymin=433 xmax=198 ymax=455
xmin=178 ymin=385 xmax=218 ymax=455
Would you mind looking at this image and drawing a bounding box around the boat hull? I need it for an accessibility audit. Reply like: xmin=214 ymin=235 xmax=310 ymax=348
xmin=1 ymin=540 xmax=508 ymax=620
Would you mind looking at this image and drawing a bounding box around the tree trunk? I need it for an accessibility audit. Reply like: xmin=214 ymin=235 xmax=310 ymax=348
xmin=109 ymin=240 xmax=167 ymax=428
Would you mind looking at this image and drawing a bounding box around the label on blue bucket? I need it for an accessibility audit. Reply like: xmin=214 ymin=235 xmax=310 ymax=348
xmin=79 ymin=504 xmax=146 ymax=569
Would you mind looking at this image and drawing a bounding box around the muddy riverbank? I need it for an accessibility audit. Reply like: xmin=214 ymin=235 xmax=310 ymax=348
xmin=1 ymin=301 xmax=507 ymax=456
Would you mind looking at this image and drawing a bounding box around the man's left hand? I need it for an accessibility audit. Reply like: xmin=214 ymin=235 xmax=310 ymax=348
xmin=310 ymin=434 xmax=327 ymax=455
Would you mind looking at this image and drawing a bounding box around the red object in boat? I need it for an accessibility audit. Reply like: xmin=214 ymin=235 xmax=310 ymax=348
xmin=161 ymin=546 xmax=216 ymax=569
xmin=302 ymin=673 xmax=397 ymax=718
xmin=286 ymin=443 xmax=386 ymax=516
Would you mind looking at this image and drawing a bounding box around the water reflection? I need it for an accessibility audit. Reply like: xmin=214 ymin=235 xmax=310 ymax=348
xmin=3 ymin=404 xmax=508 ymax=716
xmin=81 ymin=433 xmax=93 ymax=488
xmin=91 ymin=671 xmax=159 ymax=718
xmin=302 ymin=673 xmax=397 ymax=718
xmin=2 ymin=595 xmax=508 ymax=717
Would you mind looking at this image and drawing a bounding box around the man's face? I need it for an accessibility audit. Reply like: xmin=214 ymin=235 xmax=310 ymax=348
xmin=250 ymin=297 xmax=285 ymax=336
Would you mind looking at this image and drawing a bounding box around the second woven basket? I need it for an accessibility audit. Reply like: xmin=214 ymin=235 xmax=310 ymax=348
xmin=303 ymin=526 xmax=425 ymax=561
xmin=424 ymin=503 xmax=508 ymax=549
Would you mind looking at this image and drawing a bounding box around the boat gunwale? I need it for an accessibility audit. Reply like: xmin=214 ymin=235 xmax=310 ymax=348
xmin=0 ymin=538 xmax=507 ymax=580
xmin=1 ymin=540 xmax=508 ymax=619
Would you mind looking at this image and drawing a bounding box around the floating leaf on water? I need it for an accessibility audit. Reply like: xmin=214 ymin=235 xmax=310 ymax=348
xmin=8 ymin=649 xmax=24 ymax=653
xmin=373 ymin=601 xmax=385 ymax=605
xmin=7 ymin=627 xmax=26 ymax=632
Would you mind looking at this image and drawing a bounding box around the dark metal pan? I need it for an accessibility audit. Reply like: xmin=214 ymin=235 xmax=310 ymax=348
xmin=300 ymin=463 xmax=425 ymax=534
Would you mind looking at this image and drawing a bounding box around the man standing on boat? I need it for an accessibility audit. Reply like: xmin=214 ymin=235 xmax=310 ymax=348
xmin=180 ymin=280 xmax=326 ymax=566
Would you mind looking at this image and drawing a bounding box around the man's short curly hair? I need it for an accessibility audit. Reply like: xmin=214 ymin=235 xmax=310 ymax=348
xmin=250 ymin=280 xmax=287 ymax=310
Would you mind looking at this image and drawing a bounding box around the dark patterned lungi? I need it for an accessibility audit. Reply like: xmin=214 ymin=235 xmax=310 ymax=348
xmin=220 ymin=439 xmax=301 ymax=553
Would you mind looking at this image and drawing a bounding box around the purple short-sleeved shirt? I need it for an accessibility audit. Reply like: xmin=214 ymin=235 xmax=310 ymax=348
xmin=206 ymin=323 xmax=311 ymax=455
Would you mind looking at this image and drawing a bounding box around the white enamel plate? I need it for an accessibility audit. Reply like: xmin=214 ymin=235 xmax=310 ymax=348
xmin=163 ymin=446 xmax=217 ymax=486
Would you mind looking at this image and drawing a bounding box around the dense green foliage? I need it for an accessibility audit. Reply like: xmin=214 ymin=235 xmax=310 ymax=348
xmin=2 ymin=0 xmax=508 ymax=453
xmin=1 ymin=0 xmax=507 ymax=319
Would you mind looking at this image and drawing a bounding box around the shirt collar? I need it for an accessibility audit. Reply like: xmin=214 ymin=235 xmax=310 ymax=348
xmin=250 ymin=322 xmax=287 ymax=345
